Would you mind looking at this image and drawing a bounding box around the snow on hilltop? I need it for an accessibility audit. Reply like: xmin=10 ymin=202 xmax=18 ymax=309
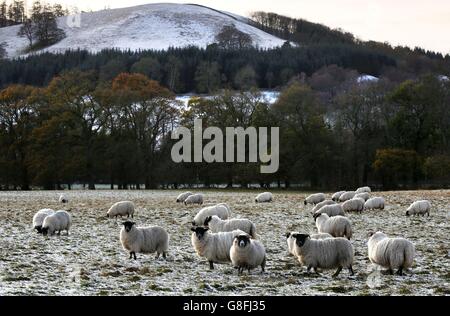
xmin=0 ymin=3 xmax=286 ymax=58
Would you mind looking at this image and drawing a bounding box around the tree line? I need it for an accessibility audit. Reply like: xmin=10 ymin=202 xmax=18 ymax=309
xmin=0 ymin=68 xmax=449 ymax=191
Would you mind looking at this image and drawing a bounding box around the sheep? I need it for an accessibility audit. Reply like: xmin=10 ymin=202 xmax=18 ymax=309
xmin=191 ymin=226 xmax=245 ymax=269
xmin=42 ymin=210 xmax=72 ymax=236
xmin=59 ymin=194 xmax=68 ymax=204
xmin=32 ymin=209 xmax=55 ymax=233
xmin=339 ymin=191 xmax=356 ymax=202
xmin=176 ymin=191 xmax=193 ymax=203
xmin=255 ymin=192 xmax=273 ymax=203
xmin=184 ymin=194 xmax=204 ymax=206
xmin=230 ymin=234 xmax=266 ymax=275
xmin=286 ymin=232 xmax=333 ymax=256
xmin=311 ymin=199 xmax=337 ymax=213
xmin=192 ymin=204 xmax=231 ymax=226
xmin=356 ymin=186 xmax=371 ymax=193
xmin=342 ymin=198 xmax=365 ymax=213
xmin=313 ymin=213 xmax=353 ymax=240
xmin=364 ymin=197 xmax=385 ymax=210
xmin=120 ymin=221 xmax=169 ymax=260
xmin=204 ymin=215 xmax=256 ymax=238
xmin=355 ymin=192 xmax=370 ymax=201
xmin=291 ymin=233 xmax=354 ymax=277
xmin=314 ymin=204 xmax=345 ymax=217
xmin=304 ymin=193 xmax=326 ymax=205
xmin=406 ymin=200 xmax=431 ymax=217
xmin=332 ymin=191 xmax=346 ymax=202
xmin=106 ymin=201 xmax=135 ymax=219
xmin=367 ymin=231 xmax=415 ymax=276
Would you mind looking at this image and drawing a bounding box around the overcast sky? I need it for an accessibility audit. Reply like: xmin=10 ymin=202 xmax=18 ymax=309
xmin=23 ymin=0 xmax=450 ymax=55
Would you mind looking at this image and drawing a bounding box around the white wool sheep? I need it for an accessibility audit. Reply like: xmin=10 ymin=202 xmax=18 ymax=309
xmin=286 ymin=232 xmax=334 ymax=256
xmin=184 ymin=194 xmax=204 ymax=205
xmin=176 ymin=191 xmax=193 ymax=203
xmin=32 ymin=209 xmax=55 ymax=233
xmin=204 ymin=215 xmax=256 ymax=238
xmin=368 ymin=232 xmax=415 ymax=275
xmin=356 ymin=186 xmax=371 ymax=193
xmin=314 ymin=204 xmax=345 ymax=217
xmin=107 ymin=201 xmax=135 ymax=218
xmin=230 ymin=234 xmax=266 ymax=274
xmin=312 ymin=200 xmax=337 ymax=213
xmin=304 ymin=193 xmax=326 ymax=205
xmin=339 ymin=191 xmax=356 ymax=202
xmin=42 ymin=210 xmax=72 ymax=236
xmin=364 ymin=197 xmax=385 ymax=210
xmin=342 ymin=198 xmax=365 ymax=213
xmin=332 ymin=191 xmax=346 ymax=202
xmin=192 ymin=204 xmax=231 ymax=226
xmin=120 ymin=221 xmax=169 ymax=260
xmin=191 ymin=227 xmax=245 ymax=269
xmin=291 ymin=233 xmax=354 ymax=277
xmin=255 ymin=192 xmax=273 ymax=203
xmin=355 ymin=192 xmax=370 ymax=201
xmin=406 ymin=200 xmax=431 ymax=217
xmin=59 ymin=194 xmax=68 ymax=204
xmin=314 ymin=213 xmax=353 ymax=240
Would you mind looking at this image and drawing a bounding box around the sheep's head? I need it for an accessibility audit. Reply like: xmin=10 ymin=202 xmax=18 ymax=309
xmin=313 ymin=212 xmax=322 ymax=221
xmin=176 ymin=199 xmax=180 ymax=203
xmin=122 ymin=221 xmax=135 ymax=232
xmin=304 ymin=200 xmax=307 ymax=205
xmin=34 ymin=226 xmax=42 ymax=234
xmin=292 ymin=233 xmax=310 ymax=247
xmin=204 ymin=216 xmax=212 ymax=226
xmin=191 ymin=226 xmax=208 ymax=240
xmin=405 ymin=210 xmax=410 ymax=216
xmin=41 ymin=227 xmax=49 ymax=236
xmin=234 ymin=234 xmax=251 ymax=248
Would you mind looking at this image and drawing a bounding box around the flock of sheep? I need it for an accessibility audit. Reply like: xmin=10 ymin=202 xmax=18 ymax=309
xmin=31 ymin=189 xmax=432 ymax=278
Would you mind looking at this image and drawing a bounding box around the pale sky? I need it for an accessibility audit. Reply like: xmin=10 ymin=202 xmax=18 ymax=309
xmin=21 ymin=0 xmax=450 ymax=55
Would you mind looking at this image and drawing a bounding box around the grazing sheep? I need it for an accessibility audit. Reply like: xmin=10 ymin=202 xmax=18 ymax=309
xmin=192 ymin=204 xmax=231 ymax=226
xmin=313 ymin=213 xmax=353 ymax=240
xmin=356 ymin=186 xmax=371 ymax=193
xmin=355 ymin=192 xmax=370 ymax=201
xmin=406 ymin=200 xmax=431 ymax=217
xmin=339 ymin=191 xmax=356 ymax=202
xmin=255 ymin=192 xmax=273 ymax=203
xmin=364 ymin=197 xmax=385 ymax=210
xmin=286 ymin=232 xmax=334 ymax=256
xmin=184 ymin=194 xmax=204 ymax=206
xmin=59 ymin=194 xmax=68 ymax=204
xmin=312 ymin=200 xmax=337 ymax=213
xmin=176 ymin=192 xmax=193 ymax=203
xmin=120 ymin=221 xmax=169 ymax=260
xmin=191 ymin=226 xmax=245 ymax=269
xmin=291 ymin=233 xmax=354 ymax=277
xmin=314 ymin=204 xmax=345 ymax=217
xmin=42 ymin=210 xmax=72 ymax=236
xmin=204 ymin=215 xmax=256 ymax=238
xmin=367 ymin=232 xmax=415 ymax=275
xmin=342 ymin=198 xmax=365 ymax=213
xmin=107 ymin=201 xmax=135 ymax=219
xmin=332 ymin=191 xmax=346 ymax=202
xmin=304 ymin=193 xmax=326 ymax=205
xmin=230 ymin=234 xmax=266 ymax=274
xmin=32 ymin=209 xmax=55 ymax=233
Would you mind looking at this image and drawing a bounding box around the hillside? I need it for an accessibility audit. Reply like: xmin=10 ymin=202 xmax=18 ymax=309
xmin=0 ymin=3 xmax=286 ymax=58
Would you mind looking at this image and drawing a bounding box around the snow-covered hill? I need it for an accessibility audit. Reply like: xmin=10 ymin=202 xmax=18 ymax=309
xmin=0 ymin=3 xmax=286 ymax=58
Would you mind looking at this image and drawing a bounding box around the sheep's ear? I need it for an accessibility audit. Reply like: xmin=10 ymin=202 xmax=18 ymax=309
xmin=285 ymin=232 xmax=291 ymax=238
xmin=190 ymin=227 xmax=196 ymax=232
xmin=121 ymin=222 xmax=127 ymax=226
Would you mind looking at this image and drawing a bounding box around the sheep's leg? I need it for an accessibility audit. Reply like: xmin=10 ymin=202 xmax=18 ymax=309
xmin=387 ymin=268 xmax=394 ymax=275
xmin=348 ymin=265 xmax=354 ymax=276
xmin=163 ymin=252 xmax=167 ymax=259
xmin=396 ymin=268 xmax=403 ymax=276
xmin=209 ymin=261 xmax=214 ymax=270
xmin=313 ymin=267 xmax=321 ymax=275
xmin=307 ymin=265 xmax=312 ymax=273
xmin=155 ymin=253 xmax=160 ymax=259
xmin=261 ymin=257 xmax=266 ymax=273
xmin=129 ymin=252 xmax=133 ymax=259
xmin=332 ymin=267 xmax=342 ymax=278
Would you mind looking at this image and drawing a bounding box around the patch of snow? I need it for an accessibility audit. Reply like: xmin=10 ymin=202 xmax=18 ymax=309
xmin=0 ymin=3 xmax=286 ymax=59
xmin=357 ymin=74 xmax=379 ymax=84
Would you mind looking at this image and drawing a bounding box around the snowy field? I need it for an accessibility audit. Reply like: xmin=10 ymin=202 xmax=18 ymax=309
xmin=0 ymin=190 xmax=448 ymax=296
